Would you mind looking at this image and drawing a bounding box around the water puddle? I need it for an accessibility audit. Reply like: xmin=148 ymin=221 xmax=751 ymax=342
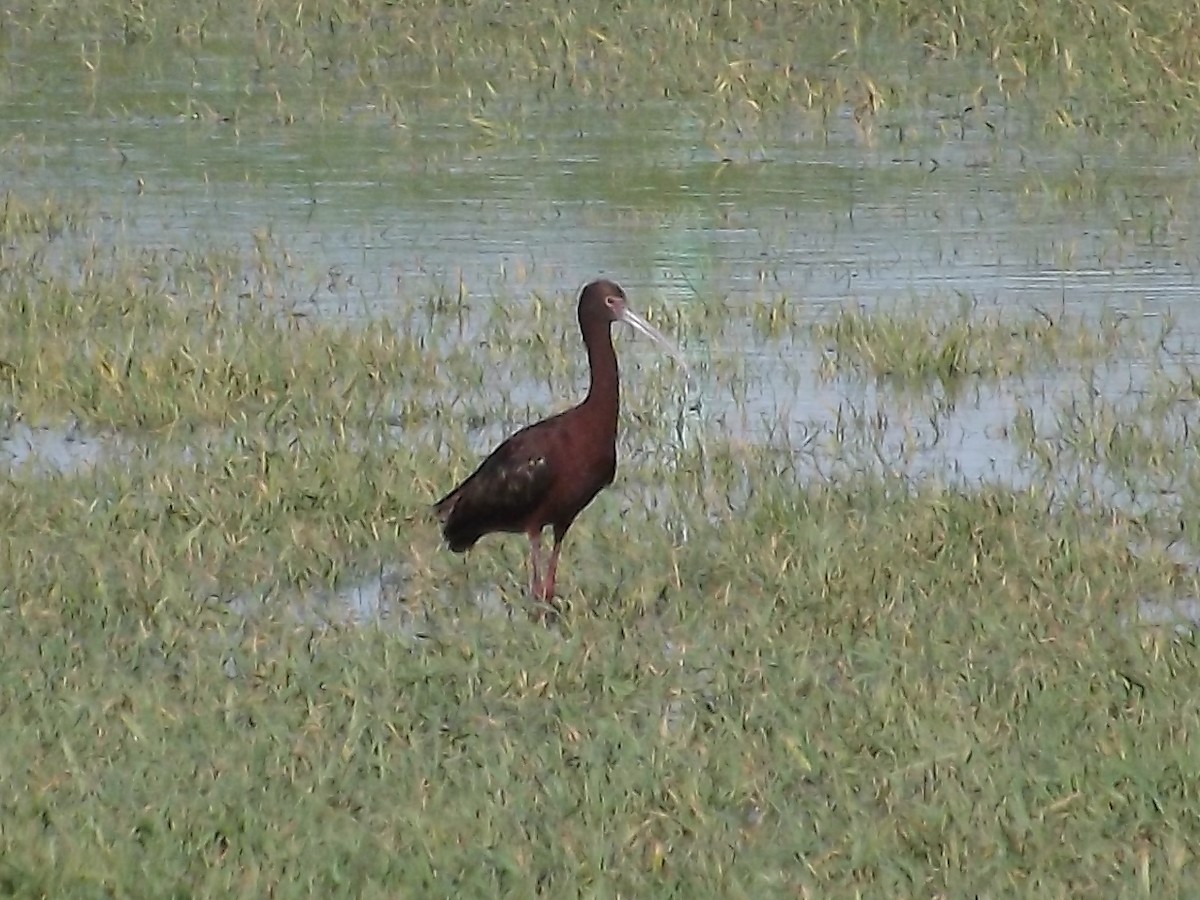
xmin=1136 ymin=599 xmax=1200 ymax=634
xmin=1 ymin=422 xmax=122 ymax=474
xmin=221 ymin=564 xmax=529 ymax=645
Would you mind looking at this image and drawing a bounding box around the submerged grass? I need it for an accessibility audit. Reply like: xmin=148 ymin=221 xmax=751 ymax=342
xmin=814 ymin=300 xmax=1142 ymax=384
xmin=6 ymin=0 xmax=1200 ymax=138
xmin=4 ymin=205 xmax=1200 ymax=895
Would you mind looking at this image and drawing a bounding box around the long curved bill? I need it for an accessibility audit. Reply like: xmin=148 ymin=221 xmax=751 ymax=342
xmin=618 ymin=307 xmax=689 ymax=376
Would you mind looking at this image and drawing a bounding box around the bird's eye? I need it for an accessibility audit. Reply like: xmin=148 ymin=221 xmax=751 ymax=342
xmin=605 ymin=295 xmax=617 ymax=307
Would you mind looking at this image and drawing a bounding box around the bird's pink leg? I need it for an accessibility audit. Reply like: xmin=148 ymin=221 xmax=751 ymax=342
xmin=527 ymin=531 xmax=545 ymax=600
xmin=540 ymin=533 xmax=564 ymax=604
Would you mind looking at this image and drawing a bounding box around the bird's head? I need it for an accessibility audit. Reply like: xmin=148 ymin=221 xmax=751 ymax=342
xmin=577 ymin=279 xmax=688 ymax=372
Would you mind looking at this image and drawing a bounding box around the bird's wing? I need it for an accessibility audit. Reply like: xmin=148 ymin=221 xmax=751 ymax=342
xmin=475 ymin=437 xmax=555 ymax=513
xmin=436 ymin=429 xmax=556 ymax=546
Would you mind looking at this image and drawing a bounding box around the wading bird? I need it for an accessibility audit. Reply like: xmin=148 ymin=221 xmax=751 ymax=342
xmin=434 ymin=279 xmax=684 ymax=607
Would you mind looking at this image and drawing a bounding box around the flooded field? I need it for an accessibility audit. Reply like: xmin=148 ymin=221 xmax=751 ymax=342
xmin=8 ymin=7 xmax=1200 ymax=483
xmin=5 ymin=3 xmax=1200 ymax=896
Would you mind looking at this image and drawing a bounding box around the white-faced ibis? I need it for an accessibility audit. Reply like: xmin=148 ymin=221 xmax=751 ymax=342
xmin=434 ymin=279 xmax=685 ymax=607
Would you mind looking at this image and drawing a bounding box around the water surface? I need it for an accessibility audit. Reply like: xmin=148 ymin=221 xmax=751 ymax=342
xmin=7 ymin=30 xmax=1200 ymax=508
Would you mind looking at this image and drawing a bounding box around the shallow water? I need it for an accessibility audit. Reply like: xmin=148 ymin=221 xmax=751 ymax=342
xmin=1 ymin=422 xmax=122 ymax=474
xmin=8 ymin=25 xmax=1200 ymax=622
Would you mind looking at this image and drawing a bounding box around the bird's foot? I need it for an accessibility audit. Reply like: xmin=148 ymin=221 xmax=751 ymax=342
xmin=528 ymin=582 xmax=563 ymax=624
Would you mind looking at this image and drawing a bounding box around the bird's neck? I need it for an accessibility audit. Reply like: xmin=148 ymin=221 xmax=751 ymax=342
xmin=582 ymin=323 xmax=619 ymax=429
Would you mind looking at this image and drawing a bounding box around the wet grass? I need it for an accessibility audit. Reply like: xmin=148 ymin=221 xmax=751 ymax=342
xmin=5 ymin=0 xmax=1200 ymax=138
xmin=5 ymin=200 xmax=1200 ymax=895
xmin=5 ymin=1 xmax=1200 ymax=893
xmin=814 ymin=300 xmax=1143 ymax=384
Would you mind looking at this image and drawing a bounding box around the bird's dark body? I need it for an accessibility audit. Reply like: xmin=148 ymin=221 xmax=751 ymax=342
xmin=434 ymin=278 xmax=676 ymax=604
xmin=434 ymin=407 xmax=616 ymax=552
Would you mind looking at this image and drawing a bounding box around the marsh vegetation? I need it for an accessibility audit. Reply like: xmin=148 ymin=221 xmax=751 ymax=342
xmin=4 ymin=1 xmax=1200 ymax=896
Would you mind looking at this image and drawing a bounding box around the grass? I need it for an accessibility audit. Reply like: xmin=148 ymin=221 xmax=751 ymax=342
xmin=3 ymin=194 xmax=1200 ymax=896
xmin=6 ymin=0 xmax=1200 ymax=138
xmin=813 ymin=299 xmax=1144 ymax=384
xmin=5 ymin=0 xmax=1200 ymax=895
xmin=5 ymin=421 xmax=1199 ymax=896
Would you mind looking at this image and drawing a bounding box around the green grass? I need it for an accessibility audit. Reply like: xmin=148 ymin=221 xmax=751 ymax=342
xmin=4 ymin=440 xmax=1199 ymax=896
xmin=5 ymin=0 xmax=1200 ymax=137
xmin=5 ymin=0 xmax=1200 ymax=894
xmin=813 ymin=300 xmax=1142 ymax=384
xmin=3 ymin=197 xmax=1200 ymax=896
